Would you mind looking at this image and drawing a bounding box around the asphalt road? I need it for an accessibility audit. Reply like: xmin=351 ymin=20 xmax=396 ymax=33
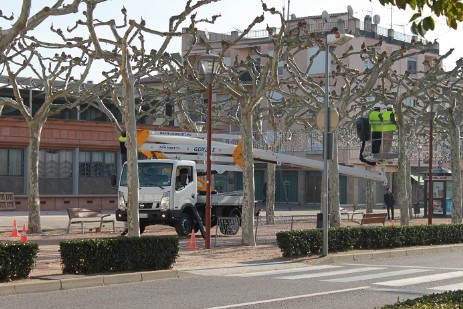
xmin=3 ymin=249 xmax=463 ymax=308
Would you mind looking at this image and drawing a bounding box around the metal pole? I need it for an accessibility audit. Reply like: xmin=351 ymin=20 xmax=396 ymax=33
xmin=322 ymin=43 xmax=329 ymax=257
xmin=205 ymin=83 xmax=213 ymax=248
xmin=428 ymin=116 xmax=433 ymax=225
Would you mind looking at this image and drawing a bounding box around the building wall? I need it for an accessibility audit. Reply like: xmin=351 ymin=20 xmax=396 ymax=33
xmin=0 ymin=116 xmax=121 ymax=204
xmin=0 ymin=116 xmax=119 ymax=150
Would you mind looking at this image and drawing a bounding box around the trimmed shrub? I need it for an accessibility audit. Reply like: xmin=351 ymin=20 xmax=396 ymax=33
xmin=277 ymin=224 xmax=463 ymax=258
xmin=60 ymin=236 xmax=178 ymax=274
xmin=0 ymin=242 xmax=39 ymax=282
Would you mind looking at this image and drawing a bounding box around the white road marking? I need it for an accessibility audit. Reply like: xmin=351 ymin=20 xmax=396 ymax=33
xmin=323 ymin=268 xmax=431 ymax=282
xmin=374 ymin=271 xmax=463 ymax=287
xmin=430 ymin=282 xmax=463 ymax=291
xmin=227 ymin=265 xmax=340 ymax=277
xmin=204 ymin=286 xmax=370 ymax=309
xmin=277 ymin=267 xmax=383 ymax=280
xmin=185 ymin=262 xmax=310 ymax=276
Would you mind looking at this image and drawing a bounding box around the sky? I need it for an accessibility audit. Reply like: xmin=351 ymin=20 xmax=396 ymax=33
xmin=1 ymin=0 xmax=462 ymax=80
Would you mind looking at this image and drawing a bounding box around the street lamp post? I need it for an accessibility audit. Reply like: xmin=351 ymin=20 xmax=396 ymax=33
xmin=319 ymin=32 xmax=353 ymax=257
xmin=427 ymin=100 xmax=436 ymax=225
xmin=200 ymin=53 xmax=220 ymax=249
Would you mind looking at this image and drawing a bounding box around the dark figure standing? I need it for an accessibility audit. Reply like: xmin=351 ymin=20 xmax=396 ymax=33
xmin=384 ymin=187 xmax=395 ymax=220
xmin=119 ymin=131 xmax=127 ymax=164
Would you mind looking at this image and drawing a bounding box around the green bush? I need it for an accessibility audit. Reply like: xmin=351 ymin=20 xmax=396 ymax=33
xmin=60 ymin=236 xmax=179 ymax=274
xmin=277 ymin=224 xmax=463 ymax=257
xmin=0 ymin=242 xmax=39 ymax=282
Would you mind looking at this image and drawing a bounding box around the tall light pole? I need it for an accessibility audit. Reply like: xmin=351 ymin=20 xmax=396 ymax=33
xmin=200 ymin=53 xmax=220 ymax=249
xmin=318 ymin=31 xmax=353 ymax=257
xmin=427 ymin=99 xmax=436 ymax=225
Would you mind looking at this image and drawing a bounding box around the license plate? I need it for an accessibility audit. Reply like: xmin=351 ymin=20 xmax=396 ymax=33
xmin=139 ymin=213 xmax=148 ymax=218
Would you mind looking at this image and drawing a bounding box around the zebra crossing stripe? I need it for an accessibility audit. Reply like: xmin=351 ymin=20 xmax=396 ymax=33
xmin=277 ymin=267 xmax=384 ymax=280
xmin=430 ymin=282 xmax=463 ymax=291
xmin=227 ymin=265 xmax=340 ymax=277
xmin=374 ymin=271 xmax=463 ymax=287
xmin=323 ymin=268 xmax=431 ymax=283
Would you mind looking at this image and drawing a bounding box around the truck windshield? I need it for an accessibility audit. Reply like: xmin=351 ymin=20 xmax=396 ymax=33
xmin=120 ymin=162 xmax=173 ymax=187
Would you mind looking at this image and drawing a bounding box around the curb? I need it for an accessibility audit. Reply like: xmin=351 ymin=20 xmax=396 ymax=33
xmin=0 ymin=269 xmax=195 ymax=296
xmin=326 ymin=243 xmax=463 ymax=264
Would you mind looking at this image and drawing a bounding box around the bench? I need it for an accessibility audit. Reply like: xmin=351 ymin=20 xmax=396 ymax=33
xmin=360 ymin=213 xmax=387 ymax=226
xmin=341 ymin=209 xmax=364 ymax=222
xmin=66 ymin=208 xmax=115 ymax=233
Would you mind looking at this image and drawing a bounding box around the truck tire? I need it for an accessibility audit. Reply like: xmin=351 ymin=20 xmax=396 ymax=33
xmin=219 ymin=209 xmax=240 ymax=235
xmin=175 ymin=213 xmax=193 ymax=236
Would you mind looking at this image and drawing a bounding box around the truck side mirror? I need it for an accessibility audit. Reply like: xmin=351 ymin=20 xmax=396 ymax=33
xmin=111 ymin=175 xmax=117 ymax=187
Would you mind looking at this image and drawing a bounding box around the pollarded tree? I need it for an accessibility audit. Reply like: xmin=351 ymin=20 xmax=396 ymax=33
xmin=0 ymin=35 xmax=107 ymax=233
xmin=418 ymin=72 xmax=463 ymax=224
xmin=77 ymin=0 xmax=221 ymax=237
xmin=369 ymin=48 xmax=461 ymax=225
xmin=281 ymin=31 xmax=404 ymax=227
xmin=184 ymin=3 xmax=288 ymax=245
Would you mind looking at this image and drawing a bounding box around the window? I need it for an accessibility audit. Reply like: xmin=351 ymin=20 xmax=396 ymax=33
xmin=223 ymin=57 xmax=232 ymax=67
xmin=405 ymin=97 xmax=417 ymax=107
xmin=39 ymin=150 xmax=72 ymax=178
xmin=0 ymin=148 xmax=23 ymax=176
xmin=364 ymin=58 xmax=373 ymax=69
xmin=278 ymin=61 xmax=285 ymax=76
xmin=79 ymin=151 xmax=116 ymax=177
xmin=407 ymin=59 xmax=417 ymax=74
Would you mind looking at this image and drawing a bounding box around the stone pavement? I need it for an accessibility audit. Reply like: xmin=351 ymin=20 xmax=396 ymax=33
xmin=0 ymin=206 xmax=454 ymax=296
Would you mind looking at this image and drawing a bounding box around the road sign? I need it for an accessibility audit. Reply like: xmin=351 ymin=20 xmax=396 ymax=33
xmin=316 ymin=107 xmax=339 ymax=132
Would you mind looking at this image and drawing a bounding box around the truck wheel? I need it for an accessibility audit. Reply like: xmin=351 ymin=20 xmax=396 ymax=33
xmin=219 ymin=210 xmax=240 ymax=235
xmin=175 ymin=213 xmax=193 ymax=236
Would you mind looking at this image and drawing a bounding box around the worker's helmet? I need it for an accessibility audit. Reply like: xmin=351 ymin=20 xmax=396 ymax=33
xmin=373 ymin=103 xmax=381 ymax=109
xmin=386 ymin=104 xmax=393 ymax=110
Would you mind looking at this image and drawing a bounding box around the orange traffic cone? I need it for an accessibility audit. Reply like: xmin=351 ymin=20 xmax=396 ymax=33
xmin=10 ymin=219 xmax=19 ymax=237
xmin=20 ymin=224 xmax=27 ymax=243
xmin=188 ymin=229 xmax=197 ymax=249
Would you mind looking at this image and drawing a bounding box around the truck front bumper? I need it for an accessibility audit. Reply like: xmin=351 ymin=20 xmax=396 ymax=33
xmin=115 ymin=209 xmax=179 ymax=225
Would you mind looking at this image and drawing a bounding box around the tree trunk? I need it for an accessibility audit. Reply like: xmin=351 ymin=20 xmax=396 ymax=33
xmin=27 ymin=119 xmax=43 ymax=234
xmin=397 ymin=122 xmax=410 ymax=225
xmin=240 ymin=103 xmax=256 ymax=246
xmin=366 ymin=178 xmax=375 ymax=213
xmin=448 ymin=109 xmax=462 ymax=223
xmin=329 ymin=132 xmax=341 ymax=227
xmin=121 ymin=43 xmax=140 ymax=237
xmin=406 ymin=155 xmax=413 ymax=220
xmin=266 ymin=163 xmax=275 ymax=224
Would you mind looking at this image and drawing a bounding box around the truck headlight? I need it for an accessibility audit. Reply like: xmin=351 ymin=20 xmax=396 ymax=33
xmin=118 ymin=191 xmax=127 ymax=210
xmin=159 ymin=191 xmax=170 ymax=211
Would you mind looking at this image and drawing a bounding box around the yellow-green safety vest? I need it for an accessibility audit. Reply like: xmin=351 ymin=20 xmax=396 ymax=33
xmin=369 ymin=111 xmax=382 ymax=132
xmin=382 ymin=111 xmax=398 ymax=132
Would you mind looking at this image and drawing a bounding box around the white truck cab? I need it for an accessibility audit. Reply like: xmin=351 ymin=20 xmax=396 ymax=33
xmin=115 ymin=158 xmax=243 ymax=236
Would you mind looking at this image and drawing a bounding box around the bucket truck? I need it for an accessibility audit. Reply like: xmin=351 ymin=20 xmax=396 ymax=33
xmin=114 ymin=130 xmax=387 ymax=236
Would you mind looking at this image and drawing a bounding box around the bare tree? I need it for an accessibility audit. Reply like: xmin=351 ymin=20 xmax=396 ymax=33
xmin=0 ymin=34 xmax=106 ymax=233
xmin=78 ymin=0 xmax=220 ymax=237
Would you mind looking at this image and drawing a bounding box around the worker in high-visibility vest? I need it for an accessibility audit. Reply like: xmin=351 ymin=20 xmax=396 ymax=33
xmin=369 ymin=103 xmax=383 ymax=154
xmin=382 ymin=105 xmax=398 ymax=152
xmin=119 ymin=131 xmax=127 ymax=164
